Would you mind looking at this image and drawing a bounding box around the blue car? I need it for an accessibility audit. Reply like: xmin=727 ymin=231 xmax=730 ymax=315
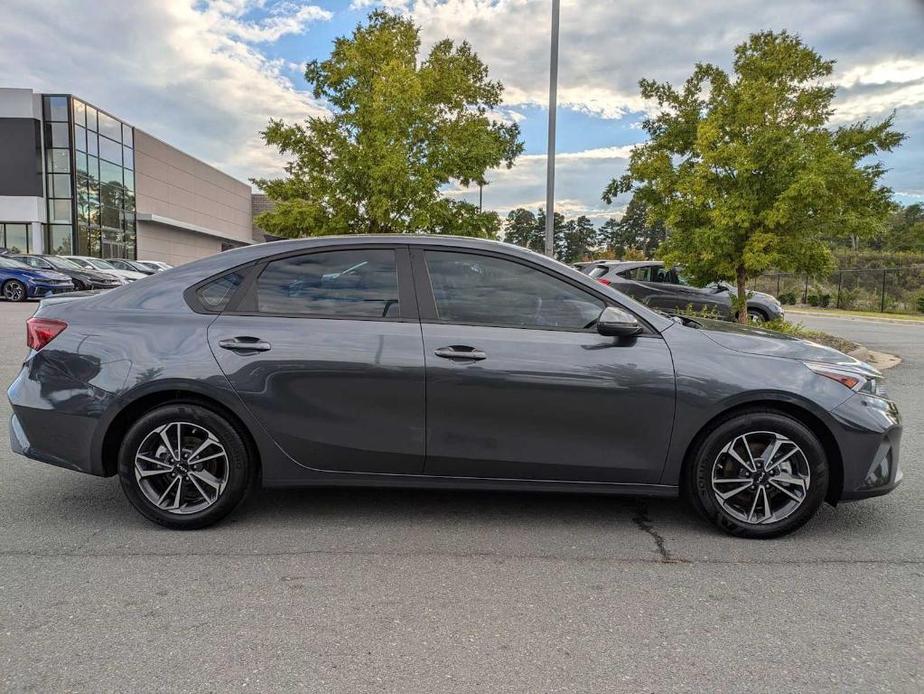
xmin=0 ymin=256 xmax=75 ymax=301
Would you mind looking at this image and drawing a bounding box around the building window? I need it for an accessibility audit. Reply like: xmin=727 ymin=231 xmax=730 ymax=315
xmin=61 ymin=98 xmax=136 ymax=259
xmin=44 ymin=224 xmax=73 ymax=255
xmin=1 ymin=223 xmax=31 ymax=253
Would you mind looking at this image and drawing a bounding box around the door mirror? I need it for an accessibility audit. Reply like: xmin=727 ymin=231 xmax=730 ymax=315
xmin=596 ymin=306 xmax=642 ymax=337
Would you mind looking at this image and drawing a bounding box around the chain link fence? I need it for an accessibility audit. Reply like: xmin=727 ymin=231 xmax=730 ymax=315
xmin=751 ymin=265 xmax=924 ymax=315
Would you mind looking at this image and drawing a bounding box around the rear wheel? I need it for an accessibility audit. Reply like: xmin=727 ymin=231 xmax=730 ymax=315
xmin=117 ymin=403 xmax=253 ymax=529
xmin=685 ymin=410 xmax=828 ymax=538
xmin=3 ymin=280 xmax=27 ymax=302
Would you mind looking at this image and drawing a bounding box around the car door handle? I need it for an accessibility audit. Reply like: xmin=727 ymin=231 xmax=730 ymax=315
xmin=219 ymin=337 xmax=272 ymax=353
xmin=434 ymin=346 xmax=487 ymax=361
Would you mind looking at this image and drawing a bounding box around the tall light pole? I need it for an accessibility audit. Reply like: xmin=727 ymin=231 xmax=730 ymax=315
xmin=544 ymin=0 xmax=561 ymax=258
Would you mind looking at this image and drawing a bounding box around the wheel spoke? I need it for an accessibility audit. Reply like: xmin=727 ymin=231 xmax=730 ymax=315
xmin=747 ymin=488 xmax=761 ymax=522
xmin=159 ymin=427 xmax=178 ymax=461
xmin=187 ymin=450 xmax=225 ymax=466
xmin=769 ymin=479 xmax=804 ymax=502
xmin=713 ymin=477 xmax=752 ymax=485
xmin=190 ymin=469 xmax=222 ymax=491
xmin=765 ymin=447 xmax=799 ymax=472
xmin=726 ymin=445 xmax=755 ymax=473
xmin=774 ymin=472 xmax=807 ymax=491
xmin=716 ymin=482 xmax=752 ymax=501
xmin=186 ymin=437 xmax=215 ymax=463
xmin=136 ymin=464 xmax=173 ymax=479
xmin=741 ymin=434 xmax=758 ymax=469
xmin=188 ymin=474 xmax=212 ymax=504
xmin=137 ymin=454 xmax=173 ymax=469
xmin=172 ymin=477 xmax=184 ymax=510
xmin=761 ymin=486 xmax=772 ymax=522
xmin=156 ymin=476 xmax=180 ymax=507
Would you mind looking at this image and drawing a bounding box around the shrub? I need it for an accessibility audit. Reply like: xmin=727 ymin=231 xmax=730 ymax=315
xmin=917 ymin=295 xmax=924 ymax=313
xmin=778 ymin=291 xmax=797 ymax=305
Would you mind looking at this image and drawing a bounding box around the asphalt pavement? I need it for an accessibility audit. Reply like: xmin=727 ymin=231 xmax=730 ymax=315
xmin=1 ymin=300 xmax=922 ymax=693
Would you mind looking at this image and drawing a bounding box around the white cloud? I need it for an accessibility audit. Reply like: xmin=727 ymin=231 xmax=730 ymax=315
xmin=0 ymin=0 xmax=331 ymax=183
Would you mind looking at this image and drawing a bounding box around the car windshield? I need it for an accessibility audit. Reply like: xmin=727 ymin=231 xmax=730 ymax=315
xmin=45 ymin=256 xmax=81 ymax=270
xmin=86 ymin=258 xmax=117 ymax=271
xmin=0 ymin=257 xmax=30 ymax=269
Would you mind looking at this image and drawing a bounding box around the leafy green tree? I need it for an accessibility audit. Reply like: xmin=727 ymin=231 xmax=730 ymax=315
xmin=604 ymin=31 xmax=904 ymax=322
xmin=503 ymin=208 xmax=542 ymax=251
xmin=536 ymin=208 xmax=569 ymax=260
xmin=560 ymin=215 xmax=598 ymax=264
xmin=882 ymin=203 xmax=924 ymax=252
xmin=253 ymin=11 xmax=523 ymax=238
xmin=599 ymin=195 xmax=666 ymax=258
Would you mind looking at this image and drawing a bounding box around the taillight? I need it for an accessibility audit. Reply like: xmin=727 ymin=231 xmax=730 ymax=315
xmin=26 ymin=317 xmax=67 ymax=351
xmin=597 ymin=278 xmax=612 ymax=286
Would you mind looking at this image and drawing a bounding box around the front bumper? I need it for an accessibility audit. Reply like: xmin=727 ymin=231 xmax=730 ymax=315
xmin=830 ymin=391 xmax=903 ymax=501
xmin=27 ymin=282 xmax=75 ymax=298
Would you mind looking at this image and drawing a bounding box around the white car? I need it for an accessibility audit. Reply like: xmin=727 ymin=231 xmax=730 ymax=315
xmin=136 ymin=260 xmax=173 ymax=272
xmin=63 ymin=256 xmax=147 ymax=283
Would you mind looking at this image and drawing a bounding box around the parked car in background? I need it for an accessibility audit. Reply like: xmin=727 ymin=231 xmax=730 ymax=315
xmin=105 ymin=258 xmax=156 ymax=275
xmin=63 ymin=256 xmax=145 ymax=283
xmin=7 ymin=236 xmax=900 ymax=538
xmin=11 ymin=255 xmax=123 ymax=291
xmin=579 ymin=260 xmax=784 ymax=323
xmin=0 ymin=255 xmax=74 ymax=301
xmin=136 ymin=260 xmax=173 ymax=272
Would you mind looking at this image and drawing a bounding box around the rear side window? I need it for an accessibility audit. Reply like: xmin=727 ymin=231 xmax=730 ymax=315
xmin=254 ymin=249 xmax=399 ymax=319
xmin=621 ymin=266 xmax=653 ymax=282
xmin=197 ymin=271 xmax=244 ymax=311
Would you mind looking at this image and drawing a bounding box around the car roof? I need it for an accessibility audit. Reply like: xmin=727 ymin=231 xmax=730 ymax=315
xmin=592 ymin=260 xmax=664 ymax=270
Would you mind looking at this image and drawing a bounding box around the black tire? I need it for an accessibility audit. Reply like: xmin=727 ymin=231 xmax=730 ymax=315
xmin=684 ymin=410 xmax=829 ymax=538
xmin=117 ymin=403 xmax=254 ymax=529
xmin=3 ymin=279 xmax=28 ymax=302
xmin=747 ymin=307 xmax=768 ymax=324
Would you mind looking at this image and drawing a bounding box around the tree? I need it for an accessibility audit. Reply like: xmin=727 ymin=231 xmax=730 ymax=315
xmin=882 ymin=204 xmax=924 ymax=252
xmin=253 ymin=11 xmax=523 ymax=238
xmin=503 ymin=208 xmax=542 ymax=251
xmin=599 ymin=195 xmax=666 ymax=258
xmin=604 ymin=31 xmax=904 ymax=322
xmin=560 ymin=215 xmax=598 ymax=264
xmin=536 ymin=208 xmax=569 ymax=260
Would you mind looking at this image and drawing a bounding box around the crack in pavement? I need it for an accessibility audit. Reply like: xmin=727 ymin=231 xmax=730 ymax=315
xmin=633 ymin=504 xmax=686 ymax=563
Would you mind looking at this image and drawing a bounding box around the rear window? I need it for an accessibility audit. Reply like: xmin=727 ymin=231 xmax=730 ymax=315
xmin=586 ymin=266 xmax=609 ymax=279
xmin=196 ymin=271 xmax=244 ymax=311
xmin=254 ymin=249 xmax=400 ymax=318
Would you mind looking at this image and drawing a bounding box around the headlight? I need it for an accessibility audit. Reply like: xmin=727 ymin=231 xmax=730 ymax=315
xmin=804 ymin=362 xmax=886 ymax=398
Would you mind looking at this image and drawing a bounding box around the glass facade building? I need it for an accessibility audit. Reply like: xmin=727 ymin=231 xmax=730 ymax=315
xmin=41 ymin=95 xmax=136 ymax=258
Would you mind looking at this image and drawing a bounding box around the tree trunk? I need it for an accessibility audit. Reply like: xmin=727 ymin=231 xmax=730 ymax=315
xmin=736 ymin=264 xmax=749 ymax=324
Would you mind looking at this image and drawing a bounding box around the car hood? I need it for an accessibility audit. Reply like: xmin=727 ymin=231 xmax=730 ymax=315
xmin=693 ymin=317 xmax=876 ymax=373
xmin=17 ymin=268 xmax=71 ymax=282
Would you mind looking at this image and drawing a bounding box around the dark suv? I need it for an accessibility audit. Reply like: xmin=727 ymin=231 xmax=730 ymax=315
xmin=578 ymin=260 xmax=784 ymax=323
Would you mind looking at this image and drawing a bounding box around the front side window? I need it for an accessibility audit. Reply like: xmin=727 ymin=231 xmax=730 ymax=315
xmin=425 ymin=251 xmax=604 ymax=330
xmin=620 ymin=266 xmax=653 ymax=282
xmin=255 ymin=249 xmax=400 ymax=318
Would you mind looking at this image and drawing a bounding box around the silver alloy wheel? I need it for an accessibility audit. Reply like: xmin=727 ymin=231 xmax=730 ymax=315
xmin=747 ymin=309 xmax=765 ymax=324
xmin=3 ymin=281 xmax=25 ymax=301
xmin=711 ymin=431 xmax=811 ymax=525
xmin=134 ymin=421 xmax=229 ymax=515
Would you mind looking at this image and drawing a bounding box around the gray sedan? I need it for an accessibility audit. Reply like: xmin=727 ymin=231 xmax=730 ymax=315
xmin=7 ymin=236 xmax=900 ymax=537
xmin=579 ymin=260 xmax=784 ymax=323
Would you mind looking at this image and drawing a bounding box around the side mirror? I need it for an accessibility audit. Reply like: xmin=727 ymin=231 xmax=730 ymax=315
xmin=596 ymin=306 xmax=642 ymax=337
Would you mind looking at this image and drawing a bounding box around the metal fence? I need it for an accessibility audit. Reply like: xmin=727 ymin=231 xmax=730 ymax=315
xmin=751 ymin=265 xmax=924 ymax=315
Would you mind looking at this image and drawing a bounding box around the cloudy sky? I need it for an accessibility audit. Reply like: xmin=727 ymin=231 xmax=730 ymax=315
xmin=3 ymin=0 xmax=922 ymax=222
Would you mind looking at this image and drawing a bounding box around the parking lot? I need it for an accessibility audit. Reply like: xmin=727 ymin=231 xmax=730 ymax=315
xmin=1 ymin=300 xmax=922 ymax=692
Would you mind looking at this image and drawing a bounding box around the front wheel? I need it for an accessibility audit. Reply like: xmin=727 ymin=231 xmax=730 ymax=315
xmin=117 ymin=403 xmax=254 ymax=529
xmin=747 ymin=308 xmax=768 ymax=324
xmin=3 ymin=280 xmax=27 ymax=302
xmin=685 ymin=410 xmax=829 ymax=538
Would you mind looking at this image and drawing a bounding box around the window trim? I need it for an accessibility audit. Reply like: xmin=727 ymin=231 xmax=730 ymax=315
xmin=410 ymin=246 xmax=658 ymax=335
